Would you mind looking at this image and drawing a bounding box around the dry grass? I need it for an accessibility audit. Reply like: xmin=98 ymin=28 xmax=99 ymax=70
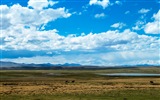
xmin=0 ymin=77 xmax=160 ymax=95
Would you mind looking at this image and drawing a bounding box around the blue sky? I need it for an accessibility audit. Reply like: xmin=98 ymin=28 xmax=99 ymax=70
xmin=0 ymin=0 xmax=160 ymax=66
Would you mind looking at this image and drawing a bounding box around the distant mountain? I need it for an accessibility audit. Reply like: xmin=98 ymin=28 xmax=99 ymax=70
xmin=0 ymin=61 xmax=24 ymax=67
xmin=0 ymin=61 xmax=159 ymax=70
xmin=0 ymin=61 xmax=81 ymax=70
xmin=57 ymin=63 xmax=81 ymax=67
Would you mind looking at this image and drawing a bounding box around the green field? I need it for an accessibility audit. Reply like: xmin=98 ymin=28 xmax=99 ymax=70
xmin=0 ymin=67 xmax=160 ymax=100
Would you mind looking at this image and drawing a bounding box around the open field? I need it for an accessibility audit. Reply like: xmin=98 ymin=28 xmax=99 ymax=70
xmin=0 ymin=67 xmax=160 ymax=100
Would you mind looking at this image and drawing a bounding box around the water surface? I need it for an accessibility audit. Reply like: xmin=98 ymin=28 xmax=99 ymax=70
xmin=98 ymin=73 xmax=160 ymax=77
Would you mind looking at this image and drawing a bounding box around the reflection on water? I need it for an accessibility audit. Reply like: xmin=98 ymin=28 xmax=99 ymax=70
xmin=98 ymin=73 xmax=160 ymax=76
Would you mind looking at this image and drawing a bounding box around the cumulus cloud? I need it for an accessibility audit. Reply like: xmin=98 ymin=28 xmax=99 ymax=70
xmin=94 ymin=13 xmax=105 ymax=18
xmin=89 ymin=0 xmax=110 ymax=9
xmin=28 ymin=0 xmax=57 ymax=10
xmin=0 ymin=0 xmax=71 ymax=30
xmin=111 ymin=22 xmax=126 ymax=29
xmin=138 ymin=8 xmax=150 ymax=14
xmin=0 ymin=5 xmax=10 ymax=29
xmin=1 ymin=27 xmax=159 ymax=52
xmin=1 ymin=26 xmax=159 ymax=65
xmin=144 ymin=10 xmax=160 ymax=34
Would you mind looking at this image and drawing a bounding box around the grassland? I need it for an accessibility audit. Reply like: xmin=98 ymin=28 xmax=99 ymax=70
xmin=0 ymin=67 xmax=160 ymax=100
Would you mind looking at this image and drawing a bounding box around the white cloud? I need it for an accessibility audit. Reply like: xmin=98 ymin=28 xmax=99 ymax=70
xmin=111 ymin=22 xmax=126 ymax=29
xmin=1 ymin=27 xmax=159 ymax=52
xmin=0 ymin=0 xmax=71 ymax=30
xmin=132 ymin=26 xmax=141 ymax=31
xmin=144 ymin=21 xmax=159 ymax=34
xmin=89 ymin=0 xmax=110 ymax=9
xmin=132 ymin=21 xmax=145 ymax=30
xmin=125 ymin=11 xmax=130 ymax=14
xmin=115 ymin=1 xmax=122 ymax=5
xmin=0 ymin=0 xmax=71 ymax=50
xmin=138 ymin=8 xmax=150 ymax=14
xmin=28 ymin=0 xmax=57 ymax=10
xmin=0 ymin=5 xmax=10 ymax=29
xmin=144 ymin=10 xmax=160 ymax=34
xmin=94 ymin=13 xmax=105 ymax=18
xmin=153 ymin=10 xmax=160 ymax=20
xmin=0 ymin=5 xmax=9 ymax=13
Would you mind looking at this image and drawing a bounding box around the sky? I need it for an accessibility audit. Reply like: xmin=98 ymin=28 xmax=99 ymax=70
xmin=0 ymin=0 xmax=160 ymax=66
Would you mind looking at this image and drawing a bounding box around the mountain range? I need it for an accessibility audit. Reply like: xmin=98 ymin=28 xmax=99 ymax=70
xmin=0 ymin=61 xmax=81 ymax=70
xmin=0 ymin=61 xmax=159 ymax=70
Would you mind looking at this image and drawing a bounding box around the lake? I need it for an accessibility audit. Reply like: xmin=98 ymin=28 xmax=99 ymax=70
xmin=97 ymin=73 xmax=160 ymax=77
